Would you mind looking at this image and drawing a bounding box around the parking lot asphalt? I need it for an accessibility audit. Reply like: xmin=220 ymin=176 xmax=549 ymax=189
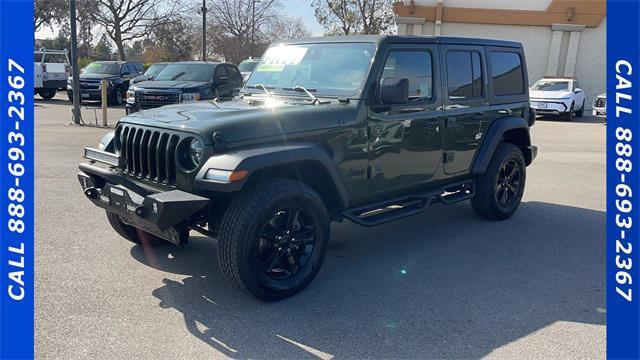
xmin=35 ymin=93 xmax=605 ymax=359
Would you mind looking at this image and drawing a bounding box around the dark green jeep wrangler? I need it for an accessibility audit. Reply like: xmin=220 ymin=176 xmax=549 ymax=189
xmin=78 ymin=36 xmax=537 ymax=301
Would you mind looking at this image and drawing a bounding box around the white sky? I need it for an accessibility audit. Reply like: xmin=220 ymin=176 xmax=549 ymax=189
xmin=35 ymin=0 xmax=324 ymax=39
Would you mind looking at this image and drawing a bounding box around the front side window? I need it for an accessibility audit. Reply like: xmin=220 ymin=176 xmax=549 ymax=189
xmin=247 ymin=42 xmax=376 ymax=97
xmin=447 ymin=51 xmax=483 ymax=99
xmin=380 ymin=50 xmax=433 ymax=101
xmin=490 ymin=52 xmax=525 ymax=96
xmin=154 ymin=64 xmax=215 ymax=82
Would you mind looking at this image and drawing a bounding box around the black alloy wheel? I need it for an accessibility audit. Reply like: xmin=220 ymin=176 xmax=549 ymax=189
xmin=496 ymin=159 xmax=521 ymax=211
xmin=257 ymin=207 xmax=317 ymax=280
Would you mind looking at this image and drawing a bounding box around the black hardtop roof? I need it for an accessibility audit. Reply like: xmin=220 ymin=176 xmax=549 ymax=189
xmin=272 ymin=35 xmax=522 ymax=48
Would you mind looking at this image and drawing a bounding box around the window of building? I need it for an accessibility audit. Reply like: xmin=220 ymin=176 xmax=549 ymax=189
xmin=490 ymin=52 xmax=524 ymax=96
xmin=447 ymin=51 xmax=483 ymax=99
xmin=381 ymin=50 xmax=433 ymax=101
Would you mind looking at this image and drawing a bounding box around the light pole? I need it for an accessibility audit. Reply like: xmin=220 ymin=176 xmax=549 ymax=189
xmin=69 ymin=0 xmax=82 ymax=124
xmin=251 ymin=0 xmax=260 ymax=57
xmin=201 ymin=0 xmax=207 ymax=61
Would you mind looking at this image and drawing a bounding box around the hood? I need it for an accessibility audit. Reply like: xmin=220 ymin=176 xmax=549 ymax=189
xmin=133 ymin=80 xmax=209 ymax=90
xmin=119 ymin=98 xmax=348 ymax=144
xmin=79 ymin=73 xmax=119 ymax=80
xmin=529 ymin=89 xmax=572 ymax=99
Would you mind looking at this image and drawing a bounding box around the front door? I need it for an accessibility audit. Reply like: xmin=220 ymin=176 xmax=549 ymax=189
xmin=441 ymin=45 xmax=491 ymax=175
xmin=213 ymin=65 xmax=232 ymax=97
xmin=368 ymin=44 xmax=444 ymax=192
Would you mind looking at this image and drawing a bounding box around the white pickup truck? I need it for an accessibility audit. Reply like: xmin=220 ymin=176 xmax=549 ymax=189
xmin=34 ymin=48 xmax=70 ymax=99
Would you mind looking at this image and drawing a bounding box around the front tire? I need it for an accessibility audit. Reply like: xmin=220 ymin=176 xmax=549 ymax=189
xmin=110 ymin=88 xmax=124 ymax=106
xmin=217 ymin=178 xmax=330 ymax=301
xmin=471 ymin=143 xmax=526 ymax=220
xmin=564 ymin=102 xmax=575 ymax=121
xmin=106 ymin=211 xmax=166 ymax=246
xmin=576 ymin=100 xmax=585 ymax=117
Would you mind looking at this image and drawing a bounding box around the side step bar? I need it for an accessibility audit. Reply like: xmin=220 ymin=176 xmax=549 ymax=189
xmin=342 ymin=180 xmax=475 ymax=227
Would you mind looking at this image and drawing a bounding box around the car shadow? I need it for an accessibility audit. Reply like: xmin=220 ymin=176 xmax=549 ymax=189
xmin=130 ymin=201 xmax=605 ymax=358
xmin=536 ymin=114 xmax=605 ymax=124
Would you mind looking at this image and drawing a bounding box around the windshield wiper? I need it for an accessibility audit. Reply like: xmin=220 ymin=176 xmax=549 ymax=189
xmin=283 ymin=86 xmax=328 ymax=104
xmin=247 ymin=83 xmax=273 ymax=97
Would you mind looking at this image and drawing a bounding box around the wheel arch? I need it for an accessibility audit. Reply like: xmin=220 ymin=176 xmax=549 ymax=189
xmin=471 ymin=116 xmax=534 ymax=175
xmin=194 ymin=143 xmax=350 ymax=216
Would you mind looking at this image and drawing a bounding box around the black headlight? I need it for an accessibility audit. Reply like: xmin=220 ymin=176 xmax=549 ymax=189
xmin=178 ymin=137 xmax=204 ymax=171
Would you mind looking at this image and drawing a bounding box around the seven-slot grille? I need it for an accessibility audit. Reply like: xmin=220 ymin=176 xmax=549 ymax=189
xmin=115 ymin=125 xmax=182 ymax=186
xmin=594 ymin=97 xmax=606 ymax=108
xmin=135 ymin=91 xmax=180 ymax=110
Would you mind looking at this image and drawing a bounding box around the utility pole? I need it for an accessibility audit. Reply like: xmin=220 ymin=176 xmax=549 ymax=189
xmin=201 ymin=0 xmax=207 ymax=61
xmin=251 ymin=0 xmax=256 ymax=57
xmin=69 ymin=0 xmax=82 ymax=124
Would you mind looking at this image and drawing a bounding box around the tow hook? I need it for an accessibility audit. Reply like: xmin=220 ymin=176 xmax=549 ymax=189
xmin=84 ymin=187 xmax=97 ymax=198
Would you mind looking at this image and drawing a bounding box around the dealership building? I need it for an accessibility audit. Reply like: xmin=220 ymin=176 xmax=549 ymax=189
xmin=394 ymin=0 xmax=606 ymax=109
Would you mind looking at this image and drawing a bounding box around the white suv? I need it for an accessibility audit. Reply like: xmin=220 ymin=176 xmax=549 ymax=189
xmin=529 ymin=78 xmax=586 ymax=120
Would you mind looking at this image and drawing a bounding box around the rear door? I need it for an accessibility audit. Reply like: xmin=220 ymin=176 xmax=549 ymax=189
xmin=368 ymin=43 xmax=444 ymax=192
xmin=441 ymin=45 xmax=490 ymax=175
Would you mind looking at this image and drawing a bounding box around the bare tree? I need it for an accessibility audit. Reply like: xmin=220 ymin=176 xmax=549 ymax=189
xmin=92 ymin=0 xmax=178 ymax=60
xmin=208 ymin=0 xmax=280 ymax=59
xmin=311 ymin=0 xmax=394 ymax=35
xmin=265 ymin=15 xmax=311 ymax=41
xmin=35 ymin=0 xmax=67 ymax=33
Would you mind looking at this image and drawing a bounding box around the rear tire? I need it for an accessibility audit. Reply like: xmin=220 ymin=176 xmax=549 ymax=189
xmin=217 ymin=178 xmax=330 ymax=301
xmin=106 ymin=211 xmax=166 ymax=247
xmin=471 ymin=143 xmax=526 ymax=220
xmin=38 ymin=88 xmax=57 ymax=99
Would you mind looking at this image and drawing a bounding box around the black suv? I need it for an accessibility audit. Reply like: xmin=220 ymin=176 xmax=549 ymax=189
xmin=79 ymin=36 xmax=537 ymax=301
xmin=67 ymin=61 xmax=143 ymax=105
xmin=125 ymin=61 xmax=243 ymax=113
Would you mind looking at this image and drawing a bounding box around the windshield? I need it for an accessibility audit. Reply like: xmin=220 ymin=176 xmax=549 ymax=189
xmin=247 ymin=42 xmax=376 ymax=97
xmin=154 ymin=64 xmax=214 ymax=82
xmin=83 ymin=63 xmax=120 ymax=75
xmin=238 ymin=60 xmax=258 ymax=72
xmin=144 ymin=64 xmax=167 ymax=77
xmin=532 ymin=80 xmax=569 ymax=91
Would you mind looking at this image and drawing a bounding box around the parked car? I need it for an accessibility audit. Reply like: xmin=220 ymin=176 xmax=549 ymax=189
xmin=34 ymin=48 xmax=69 ymax=99
xmin=238 ymin=57 xmax=260 ymax=82
xmin=67 ymin=61 xmax=143 ymax=105
xmin=529 ymin=77 xmax=586 ymax=120
xmin=130 ymin=62 xmax=169 ymax=85
xmin=78 ymin=35 xmax=537 ymax=301
xmin=125 ymin=61 xmax=243 ymax=113
xmin=593 ymin=93 xmax=606 ymax=118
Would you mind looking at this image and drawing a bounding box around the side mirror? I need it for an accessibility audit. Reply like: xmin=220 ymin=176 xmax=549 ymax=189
xmin=380 ymin=78 xmax=409 ymax=104
xmin=574 ymin=88 xmax=582 ymax=94
xmin=121 ymin=71 xmax=130 ymax=76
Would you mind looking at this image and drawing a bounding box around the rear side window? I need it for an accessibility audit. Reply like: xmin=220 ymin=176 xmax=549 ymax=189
xmin=490 ymin=52 xmax=524 ymax=96
xmin=380 ymin=50 xmax=433 ymax=101
xmin=446 ymin=51 xmax=483 ymax=99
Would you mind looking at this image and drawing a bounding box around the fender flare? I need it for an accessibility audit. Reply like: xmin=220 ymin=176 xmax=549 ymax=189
xmin=471 ymin=117 xmax=532 ymax=175
xmin=98 ymin=131 xmax=115 ymax=152
xmin=194 ymin=143 xmax=350 ymax=208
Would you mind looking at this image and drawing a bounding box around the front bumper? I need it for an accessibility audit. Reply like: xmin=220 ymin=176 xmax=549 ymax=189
xmin=78 ymin=163 xmax=209 ymax=245
xmin=592 ymin=107 xmax=607 ymax=118
xmin=530 ymin=99 xmax=571 ymax=115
